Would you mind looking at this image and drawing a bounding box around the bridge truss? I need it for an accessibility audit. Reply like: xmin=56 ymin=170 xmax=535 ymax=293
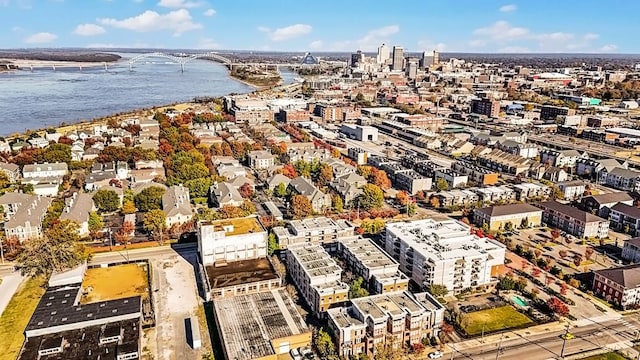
xmin=128 ymin=52 xmax=233 ymax=72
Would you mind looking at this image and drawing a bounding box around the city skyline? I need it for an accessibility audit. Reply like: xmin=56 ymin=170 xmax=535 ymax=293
xmin=0 ymin=0 xmax=633 ymax=53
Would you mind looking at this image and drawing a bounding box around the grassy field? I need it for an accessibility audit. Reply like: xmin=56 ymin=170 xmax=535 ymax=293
xmin=581 ymin=352 xmax=630 ymax=360
xmin=81 ymin=263 xmax=149 ymax=304
xmin=0 ymin=276 xmax=47 ymax=360
xmin=459 ymin=305 xmax=534 ymax=336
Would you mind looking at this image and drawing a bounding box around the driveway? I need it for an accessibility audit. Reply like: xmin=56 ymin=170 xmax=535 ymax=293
xmin=0 ymin=271 xmax=25 ymax=317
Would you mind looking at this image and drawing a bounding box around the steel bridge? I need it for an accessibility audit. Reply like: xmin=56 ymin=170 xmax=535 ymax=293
xmin=127 ymin=52 xmax=312 ymax=72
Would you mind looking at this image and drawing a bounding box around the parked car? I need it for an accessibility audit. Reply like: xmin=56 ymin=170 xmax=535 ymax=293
xmin=290 ymin=348 xmax=303 ymax=360
xmin=299 ymin=347 xmax=313 ymax=359
xmin=429 ymin=351 xmax=444 ymax=359
xmin=561 ymin=332 xmax=575 ymax=340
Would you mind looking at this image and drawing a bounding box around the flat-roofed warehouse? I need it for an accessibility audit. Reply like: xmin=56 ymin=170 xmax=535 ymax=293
xmin=213 ymin=288 xmax=312 ymax=360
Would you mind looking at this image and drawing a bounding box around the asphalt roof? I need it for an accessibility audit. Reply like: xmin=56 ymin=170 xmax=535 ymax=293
xmin=611 ymin=203 xmax=640 ymax=219
xmin=537 ymin=200 xmax=606 ymax=224
xmin=584 ymin=192 xmax=633 ymax=205
xmin=475 ymin=203 xmax=542 ymax=217
xmin=595 ymin=264 xmax=640 ymax=288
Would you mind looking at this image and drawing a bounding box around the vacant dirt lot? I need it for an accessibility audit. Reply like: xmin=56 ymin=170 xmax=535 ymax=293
xmin=81 ymin=263 xmax=149 ymax=304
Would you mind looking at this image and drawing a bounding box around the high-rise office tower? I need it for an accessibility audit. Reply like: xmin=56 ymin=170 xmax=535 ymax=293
xmin=433 ymin=50 xmax=440 ymax=65
xmin=406 ymin=58 xmax=418 ymax=79
xmin=377 ymin=43 xmax=390 ymax=64
xmin=392 ymin=46 xmax=404 ymax=71
xmin=421 ymin=51 xmax=434 ymax=69
xmin=351 ymin=50 xmax=364 ymax=67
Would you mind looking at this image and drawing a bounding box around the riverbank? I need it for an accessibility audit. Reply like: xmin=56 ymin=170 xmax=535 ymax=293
xmin=1 ymin=59 xmax=110 ymax=69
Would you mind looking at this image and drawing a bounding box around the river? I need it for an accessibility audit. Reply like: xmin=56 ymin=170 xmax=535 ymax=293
xmin=0 ymin=53 xmax=298 ymax=136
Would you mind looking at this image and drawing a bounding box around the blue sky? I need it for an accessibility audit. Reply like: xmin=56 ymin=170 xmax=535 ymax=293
xmin=0 ymin=0 xmax=633 ymax=53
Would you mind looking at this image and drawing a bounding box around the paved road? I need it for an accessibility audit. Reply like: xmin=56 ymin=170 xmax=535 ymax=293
xmin=452 ymin=316 xmax=640 ymax=360
xmin=0 ymin=271 xmax=25 ymax=316
xmin=89 ymin=243 xmax=197 ymax=264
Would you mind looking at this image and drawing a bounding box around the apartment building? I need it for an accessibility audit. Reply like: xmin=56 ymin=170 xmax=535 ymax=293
xmin=22 ymin=162 xmax=68 ymax=179
xmin=511 ymin=182 xmax=550 ymax=201
xmin=432 ymin=189 xmax=479 ymax=208
xmin=395 ymin=170 xmax=432 ymax=195
xmin=593 ymin=264 xmax=640 ymax=310
xmin=581 ymin=192 xmax=634 ymax=218
xmin=557 ymin=180 xmax=586 ymax=201
xmin=163 ymin=185 xmax=193 ymax=229
xmin=622 ymin=238 xmax=640 ymax=263
xmin=59 ymin=193 xmax=95 ymax=237
xmin=451 ymin=161 xmax=499 ymax=186
xmin=327 ymin=291 xmax=444 ymax=358
xmin=197 ymin=217 xmax=267 ymax=266
xmin=435 ymin=169 xmax=468 ymax=189
xmin=599 ymin=167 xmax=640 ymax=192
xmin=473 ymin=185 xmax=516 ymax=204
xmin=470 ymin=98 xmax=500 ymax=118
xmin=314 ymin=103 xmax=344 ymax=122
xmin=272 ymin=217 xmax=355 ymax=249
xmin=3 ymin=194 xmax=52 ymax=241
xmin=247 ymin=150 xmax=275 ymax=170
xmin=537 ymin=200 xmax=610 ymax=239
xmin=337 ymin=236 xmax=409 ymax=294
xmin=384 ymin=219 xmax=506 ymax=293
xmin=477 ymin=149 xmax=532 ymax=175
xmin=540 ymin=105 xmax=575 ymax=121
xmin=288 ymin=176 xmax=332 ymax=213
xmin=228 ymin=99 xmax=274 ymax=124
xmin=286 ymin=243 xmax=349 ymax=314
xmin=347 ymin=147 xmax=369 ymax=165
xmin=610 ymin=203 xmax=640 ymax=236
xmin=540 ymin=149 xmax=586 ymax=168
xmin=473 ymin=203 xmax=543 ymax=231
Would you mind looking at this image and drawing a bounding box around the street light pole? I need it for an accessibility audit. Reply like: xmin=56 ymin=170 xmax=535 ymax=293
xmin=495 ymin=335 xmax=504 ymax=360
xmin=560 ymin=323 xmax=570 ymax=359
xmin=0 ymin=235 xmax=4 ymax=264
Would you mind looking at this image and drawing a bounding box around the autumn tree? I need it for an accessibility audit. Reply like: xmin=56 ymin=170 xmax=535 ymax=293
xmin=313 ymin=328 xmax=337 ymax=360
xmin=357 ymin=165 xmax=373 ymax=179
xmin=370 ymin=169 xmax=391 ymax=189
xmin=573 ymin=255 xmax=583 ymax=267
xmin=357 ymin=184 xmax=384 ymax=210
xmin=435 ymin=178 xmax=449 ymax=191
xmin=360 ymin=218 xmax=386 ymax=234
xmin=143 ymin=209 xmax=166 ymax=242
xmin=134 ymin=186 xmax=166 ymax=212
xmin=15 ymin=220 xmax=90 ymax=276
xmin=239 ymin=183 xmax=254 ymax=199
xmin=115 ymin=221 xmax=135 ymax=244
xmin=585 ymin=247 xmax=594 ymax=260
xmin=93 ymin=189 xmax=121 ymax=213
xmin=281 ymin=164 xmax=298 ymax=178
xmin=396 ymin=191 xmax=409 ymax=206
xmin=546 ymin=297 xmax=570 ymax=317
xmin=122 ymin=200 xmax=136 ymax=214
xmin=558 ymin=249 xmax=568 ymax=258
xmin=291 ymin=195 xmax=313 ymax=219
xmin=332 ymin=195 xmax=344 ymax=213
xmin=550 ymin=229 xmax=561 ymax=242
xmin=268 ymin=233 xmax=279 ymax=255
xmin=317 ymin=163 xmax=333 ymax=186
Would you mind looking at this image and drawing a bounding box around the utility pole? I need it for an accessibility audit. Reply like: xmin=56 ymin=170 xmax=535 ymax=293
xmin=0 ymin=234 xmax=4 ymax=264
xmin=495 ymin=335 xmax=504 ymax=360
xmin=560 ymin=323 xmax=570 ymax=359
xmin=481 ymin=322 xmax=485 ymax=344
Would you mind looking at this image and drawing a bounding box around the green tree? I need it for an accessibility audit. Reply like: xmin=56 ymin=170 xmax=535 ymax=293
xmin=93 ymin=189 xmax=121 ymax=212
xmin=332 ymin=195 xmax=344 ymax=213
xmin=349 ymin=277 xmax=370 ymax=299
xmin=291 ymin=195 xmax=313 ymax=219
xmin=428 ymin=284 xmax=448 ymax=298
xmin=15 ymin=220 xmax=90 ymax=276
xmin=551 ymin=186 xmax=564 ymax=200
xmin=88 ymin=211 xmax=104 ymax=236
xmin=42 ymin=198 xmax=65 ymax=229
xmin=497 ymin=276 xmax=516 ymax=291
xmin=143 ymin=209 xmax=166 ymax=241
xmin=356 ymin=184 xmax=384 ymax=210
xmin=294 ymin=159 xmax=312 ymax=178
xmin=504 ymin=221 xmax=513 ymax=232
xmin=360 ymin=218 xmax=386 ymax=234
xmin=313 ymin=328 xmax=336 ymax=360
xmin=268 ymin=232 xmax=279 ymax=255
xmin=185 ymin=177 xmax=212 ymax=199
xmin=134 ymin=186 xmax=166 ymax=212
xmin=407 ymin=202 xmax=418 ymax=216
xmin=274 ymin=182 xmax=288 ymax=198
xmin=41 ymin=143 xmax=72 ymax=164
xmin=435 ymin=178 xmax=449 ymax=191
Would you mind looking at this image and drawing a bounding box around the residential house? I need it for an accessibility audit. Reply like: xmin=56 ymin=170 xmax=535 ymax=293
xmin=395 ymin=170 xmax=432 ymax=195
xmin=247 ymin=150 xmax=275 ymax=170
xmin=0 ymin=162 xmax=20 ymax=182
xmin=540 ymin=149 xmax=587 ymax=169
xmin=288 ymin=176 xmax=331 ymax=213
xmin=497 ymin=140 xmax=538 ymax=159
xmin=324 ymin=158 xmax=356 ymax=178
xmin=28 ymin=137 xmax=49 ymax=148
xmin=474 ymin=203 xmax=543 ymax=231
xmin=288 ymin=147 xmax=331 ymax=163
xmin=576 ymin=158 xmax=626 ymax=181
xmin=622 ymin=238 xmax=640 ymax=263
xmin=0 ymin=192 xmax=34 ymax=220
xmin=163 ymin=185 xmax=193 ymax=229
xmin=266 ymin=173 xmax=291 ymax=190
xmin=331 ymin=172 xmax=367 ymax=203
xmin=582 ymin=192 xmax=634 ymax=218
xmin=435 ymin=169 xmax=468 ymax=189
xmin=557 ymin=180 xmax=586 ymax=201
xmin=59 ymin=193 xmax=95 ymax=237
xmin=542 ymin=166 xmax=568 ymax=182
xmin=473 ymin=186 xmax=516 ymax=204
xmin=537 ymin=200 xmax=610 ymax=239
xmin=511 ymin=182 xmax=550 ymax=201
xmin=610 ymin=203 xmax=640 ymax=236
xmin=451 ymin=161 xmax=499 ymax=186
xmin=210 ymin=182 xmax=244 ymax=208
xmin=227 ymin=175 xmax=256 ymax=192
xmin=477 ymin=149 xmax=532 ymax=175
xmin=4 ymin=195 xmax=52 ymax=241
xmin=431 ymin=189 xmax=479 ymax=208
xmin=593 ymin=264 xmax=640 ymax=309
xmin=22 ymin=162 xmax=68 ymax=179
xmin=216 ymin=159 xmax=247 ymax=179
xmin=600 ymin=167 xmax=640 ymax=192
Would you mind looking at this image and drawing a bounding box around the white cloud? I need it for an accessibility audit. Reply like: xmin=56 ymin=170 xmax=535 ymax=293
xmin=473 ymin=21 xmax=529 ymax=41
xmin=259 ymin=24 xmax=312 ymax=41
xmin=308 ymin=40 xmax=323 ymax=50
xmin=157 ymin=0 xmax=202 ymax=8
xmin=98 ymin=9 xmax=202 ymax=36
xmin=583 ymin=33 xmax=599 ymax=41
xmin=599 ymin=44 xmax=618 ymax=52
xmin=73 ymin=23 xmax=106 ymax=36
xmin=468 ymin=39 xmax=486 ymax=48
xmin=331 ymin=25 xmax=399 ymax=51
xmin=196 ymin=37 xmax=220 ymax=49
xmin=417 ymin=39 xmax=446 ymax=52
xmin=24 ymin=32 xmax=57 ymax=44
xmin=499 ymin=46 xmax=530 ymax=53
xmin=499 ymin=4 xmax=517 ymax=12
xmin=535 ymin=32 xmax=574 ymax=43
xmin=203 ymin=8 xmax=215 ymax=16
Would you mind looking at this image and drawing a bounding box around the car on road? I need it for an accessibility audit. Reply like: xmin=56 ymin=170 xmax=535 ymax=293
xmin=428 ymin=351 xmax=444 ymax=359
xmin=561 ymin=332 xmax=575 ymax=340
xmin=290 ymin=348 xmax=303 ymax=360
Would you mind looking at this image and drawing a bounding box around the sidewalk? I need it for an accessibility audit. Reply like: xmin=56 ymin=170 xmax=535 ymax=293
xmin=0 ymin=271 xmax=25 ymax=317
